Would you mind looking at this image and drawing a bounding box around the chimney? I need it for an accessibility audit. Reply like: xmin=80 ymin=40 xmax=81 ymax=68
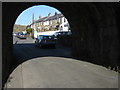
xmin=55 ymin=12 xmax=57 ymax=16
xmin=39 ymin=15 xmax=42 ymax=19
xmin=48 ymin=13 xmax=51 ymax=16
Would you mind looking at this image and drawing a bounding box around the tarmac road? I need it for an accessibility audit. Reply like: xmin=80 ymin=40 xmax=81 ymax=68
xmin=4 ymin=36 xmax=118 ymax=88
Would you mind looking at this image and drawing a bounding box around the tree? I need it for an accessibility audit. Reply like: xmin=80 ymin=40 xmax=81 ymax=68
xmin=26 ymin=28 xmax=33 ymax=34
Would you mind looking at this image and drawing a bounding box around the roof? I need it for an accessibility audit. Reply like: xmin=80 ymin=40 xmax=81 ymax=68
xmin=45 ymin=14 xmax=63 ymax=21
xmin=36 ymin=16 xmax=49 ymax=23
xmin=30 ymin=13 xmax=64 ymax=26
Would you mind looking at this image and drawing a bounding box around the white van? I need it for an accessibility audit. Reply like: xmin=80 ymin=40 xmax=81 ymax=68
xmin=37 ymin=31 xmax=59 ymax=37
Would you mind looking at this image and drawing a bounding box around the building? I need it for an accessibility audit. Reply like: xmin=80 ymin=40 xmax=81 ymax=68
xmin=27 ymin=12 xmax=70 ymax=32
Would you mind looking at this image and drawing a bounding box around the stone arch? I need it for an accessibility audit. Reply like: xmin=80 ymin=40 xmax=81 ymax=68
xmin=2 ymin=2 xmax=119 ymax=88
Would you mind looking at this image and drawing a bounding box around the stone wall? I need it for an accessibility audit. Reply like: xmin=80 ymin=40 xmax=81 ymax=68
xmin=57 ymin=35 xmax=72 ymax=47
xmin=71 ymin=3 xmax=119 ymax=70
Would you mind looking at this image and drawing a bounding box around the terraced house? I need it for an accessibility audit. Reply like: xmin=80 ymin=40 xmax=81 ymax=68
xmin=27 ymin=12 xmax=70 ymax=32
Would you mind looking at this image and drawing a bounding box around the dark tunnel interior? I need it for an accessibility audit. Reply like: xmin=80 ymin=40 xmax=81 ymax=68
xmin=2 ymin=2 xmax=120 ymax=88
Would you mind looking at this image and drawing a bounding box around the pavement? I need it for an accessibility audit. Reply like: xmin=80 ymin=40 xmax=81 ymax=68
xmin=4 ymin=57 xmax=118 ymax=88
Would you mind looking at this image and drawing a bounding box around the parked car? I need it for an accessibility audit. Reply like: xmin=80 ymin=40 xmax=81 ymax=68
xmin=35 ymin=35 xmax=56 ymax=48
xmin=17 ymin=32 xmax=27 ymax=39
xmin=17 ymin=32 xmax=22 ymax=37
xmin=12 ymin=32 xmax=17 ymax=36
xmin=54 ymin=31 xmax=72 ymax=37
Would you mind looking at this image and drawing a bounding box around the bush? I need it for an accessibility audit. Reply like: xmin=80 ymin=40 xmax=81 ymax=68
xmin=26 ymin=28 xmax=33 ymax=34
xmin=49 ymin=28 xmax=56 ymax=31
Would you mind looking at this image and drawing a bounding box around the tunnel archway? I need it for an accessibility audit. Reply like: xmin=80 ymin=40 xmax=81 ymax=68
xmin=12 ymin=4 xmax=72 ymax=67
xmin=2 ymin=2 xmax=119 ymax=88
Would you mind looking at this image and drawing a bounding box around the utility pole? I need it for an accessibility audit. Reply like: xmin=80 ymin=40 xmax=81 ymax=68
xmin=32 ymin=13 xmax=35 ymax=31
xmin=32 ymin=13 xmax=37 ymax=39
xmin=33 ymin=13 xmax=36 ymax=31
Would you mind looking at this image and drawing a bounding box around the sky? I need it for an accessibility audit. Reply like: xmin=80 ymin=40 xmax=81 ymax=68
xmin=15 ymin=5 xmax=61 ymax=26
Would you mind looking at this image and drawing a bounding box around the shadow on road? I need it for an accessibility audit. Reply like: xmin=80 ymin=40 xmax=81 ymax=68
xmin=12 ymin=43 xmax=73 ymax=70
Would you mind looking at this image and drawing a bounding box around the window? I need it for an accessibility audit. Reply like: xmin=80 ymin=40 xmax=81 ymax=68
xmin=60 ymin=18 xmax=62 ymax=23
xmin=64 ymin=24 xmax=68 ymax=27
xmin=64 ymin=17 xmax=66 ymax=22
xmin=43 ymin=36 xmax=52 ymax=39
xmin=38 ymin=36 xmax=43 ymax=40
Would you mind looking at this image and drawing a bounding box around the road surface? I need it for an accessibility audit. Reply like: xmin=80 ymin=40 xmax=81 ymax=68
xmin=4 ymin=36 xmax=118 ymax=88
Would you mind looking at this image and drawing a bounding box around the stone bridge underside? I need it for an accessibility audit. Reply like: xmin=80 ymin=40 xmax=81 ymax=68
xmin=2 ymin=2 xmax=119 ymax=87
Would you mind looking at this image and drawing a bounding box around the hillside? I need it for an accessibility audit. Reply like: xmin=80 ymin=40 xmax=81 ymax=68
xmin=13 ymin=24 xmax=26 ymax=32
